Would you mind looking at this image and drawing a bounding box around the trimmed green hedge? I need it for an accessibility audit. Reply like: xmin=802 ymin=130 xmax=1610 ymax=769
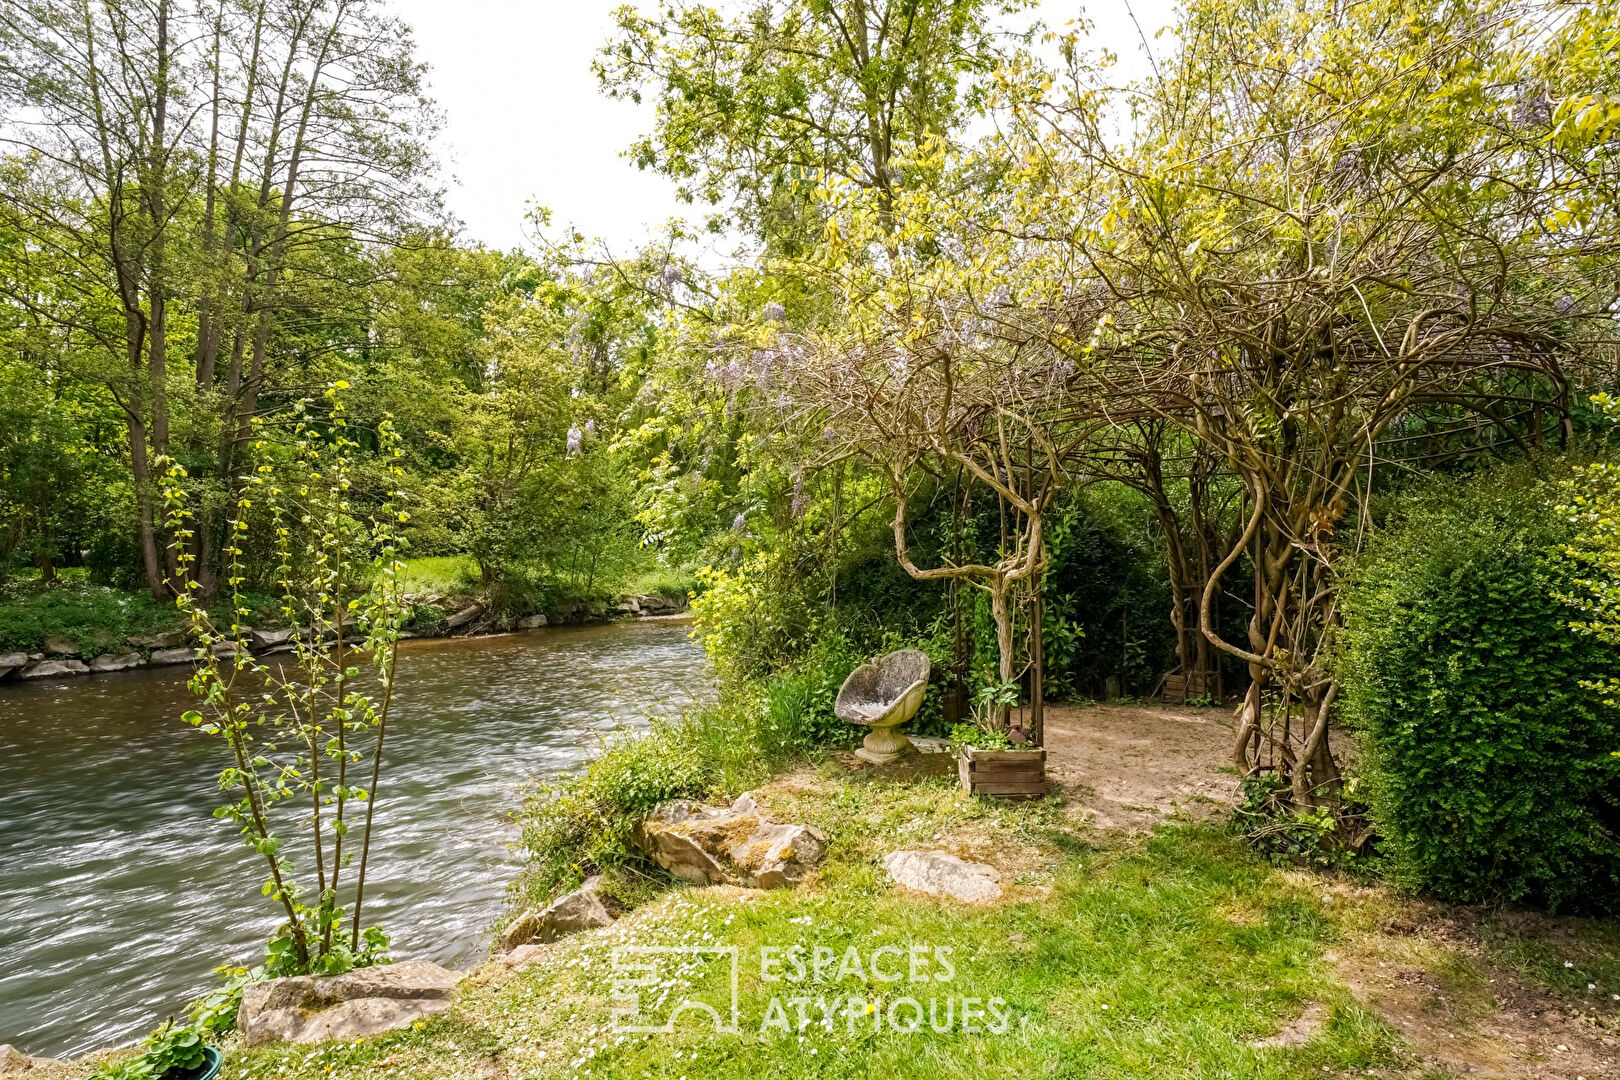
xmin=1340 ymin=465 xmax=1620 ymax=912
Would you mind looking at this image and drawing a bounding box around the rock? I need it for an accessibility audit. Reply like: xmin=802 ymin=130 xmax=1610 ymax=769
xmin=881 ymin=850 xmax=1002 ymax=904
xmin=127 ymin=630 xmax=185 ymax=649
xmin=637 ymin=793 xmax=826 ymax=889
xmin=211 ymin=641 xmax=247 ymax=658
xmin=614 ymin=598 xmax=641 ymax=614
xmin=504 ymin=943 xmax=546 ymax=967
xmin=90 ymin=651 xmax=142 ymax=673
xmin=0 ymin=1044 xmax=59 ymax=1074
xmin=43 ymin=635 xmax=81 ymax=657
xmin=19 ymin=659 xmax=89 ymax=679
xmin=147 ymin=647 xmax=197 ymax=666
xmin=517 ymin=613 xmax=548 ymax=629
xmin=251 ymin=627 xmax=296 ymax=650
xmin=444 ymin=603 xmax=484 ymax=630
xmin=238 ymin=960 xmax=460 ymax=1046
xmin=500 ymin=876 xmax=615 ymax=953
xmin=0 ymin=652 xmax=28 ymax=679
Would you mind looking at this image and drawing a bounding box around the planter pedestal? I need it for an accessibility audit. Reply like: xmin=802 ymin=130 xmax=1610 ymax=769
xmin=854 ymin=719 xmax=914 ymax=765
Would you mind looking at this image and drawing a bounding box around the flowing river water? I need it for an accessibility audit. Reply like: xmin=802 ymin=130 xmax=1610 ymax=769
xmin=0 ymin=619 xmax=710 ymax=1059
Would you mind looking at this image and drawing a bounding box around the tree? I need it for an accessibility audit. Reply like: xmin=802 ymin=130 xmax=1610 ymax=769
xmin=1014 ymin=0 xmax=1620 ymax=809
xmin=596 ymin=0 xmax=1029 ymax=251
xmin=0 ymin=0 xmax=441 ymax=596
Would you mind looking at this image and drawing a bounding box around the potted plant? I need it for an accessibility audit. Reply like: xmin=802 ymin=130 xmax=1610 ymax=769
xmin=87 ymin=1022 xmax=222 ymax=1080
xmin=950 ymin=684 xmax=1047 ymax=800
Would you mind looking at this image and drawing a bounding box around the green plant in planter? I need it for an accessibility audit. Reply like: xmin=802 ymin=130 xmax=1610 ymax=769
xmin=160 ymin=382 xmax=406 ymax=975
xmin=86 ymin=1021 xmax=209 ymax=1080
xmin=947 ymin=723 xmax=1013 ymax=751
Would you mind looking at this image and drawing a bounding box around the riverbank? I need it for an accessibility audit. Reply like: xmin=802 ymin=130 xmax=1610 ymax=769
xmin=210 ymin=705 xmax=1617 ymax=1080
xmin=23 ymin=704 xmax=1609 ymax=1080
xmin=0 ymin=560 xmax=694 ymax=682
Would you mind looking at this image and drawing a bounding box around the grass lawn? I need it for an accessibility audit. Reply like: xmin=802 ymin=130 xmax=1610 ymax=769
xmin=216 ymin=758 xmax=1620 ymax=1080
xmin=396 ymin=555 xmax=480 ymax=598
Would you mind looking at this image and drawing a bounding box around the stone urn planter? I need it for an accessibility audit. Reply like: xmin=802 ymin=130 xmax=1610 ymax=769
xmin=956 ymin=745 xmax=1046 ymax=799
xmin=834 ymin=649 xmax=930 ymax=765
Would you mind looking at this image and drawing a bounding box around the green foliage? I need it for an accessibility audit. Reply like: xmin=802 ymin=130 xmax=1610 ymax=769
xmin=1558 ymin=394 xmax=1620 ymax=718
xmin=947 ymin=722 xmax=1012 ymax=750
xmin=1340 ymin=464 xmax=1620 ymax=911
xmin=85 ymin=1020 xmax=212 ymax=1080
xmin=164 ymin=383 xmax=409 ymax=973
xmin=0 ymin=578 xmax=184 ymax=654
xmin=1040 ymin=488 xmax=1177 ymax=697
xmin=596 ymin=0 xmax=1028 ymax=251
xmin=1235 ymin=775 xmax=1366 ymax=872
xmin=515 ymin=708 xmax=732 ymax=904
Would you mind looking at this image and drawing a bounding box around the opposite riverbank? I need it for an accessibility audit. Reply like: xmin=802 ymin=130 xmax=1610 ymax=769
xmin=0 ymin=557 xmax=695 ymax=683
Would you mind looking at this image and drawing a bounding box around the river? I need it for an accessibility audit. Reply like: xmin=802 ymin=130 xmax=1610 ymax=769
xmin=0 ymin=619 xmax=710 ymax=1059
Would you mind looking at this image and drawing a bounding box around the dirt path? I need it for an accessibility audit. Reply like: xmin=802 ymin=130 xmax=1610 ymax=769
xmin=1040 ymin=701 xmax=1239 ymax=829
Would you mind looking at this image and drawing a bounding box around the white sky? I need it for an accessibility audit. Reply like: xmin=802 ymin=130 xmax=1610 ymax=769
xmin=389 ymin=0 xmax=1179 ymax=256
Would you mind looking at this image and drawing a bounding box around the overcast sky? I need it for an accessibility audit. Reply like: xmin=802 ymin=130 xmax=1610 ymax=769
xmin=388 ymin=0 xmax=1179 ymax=256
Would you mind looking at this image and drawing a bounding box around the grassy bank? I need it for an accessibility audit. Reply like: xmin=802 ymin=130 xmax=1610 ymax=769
xmin=215 ymin=751 xmax=1620 ymax=1080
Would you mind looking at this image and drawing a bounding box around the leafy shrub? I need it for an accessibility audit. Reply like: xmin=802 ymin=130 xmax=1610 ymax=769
xmin=0 ymin=579 xmax=183 ymax=654
xmin=1235 ymin=774 xmax=1368 ymax=871
xmin=948 ymin=722 xmax=1012 ymax=750
xmin=1340 ymin=464 xmax=1620 ymax=911
xmin=516 ymin=702 xmax=757 ymax=904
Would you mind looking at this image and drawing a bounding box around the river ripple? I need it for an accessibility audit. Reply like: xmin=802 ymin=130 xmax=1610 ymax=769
xmin=0 ymin=619 xmax=709 ymax=1058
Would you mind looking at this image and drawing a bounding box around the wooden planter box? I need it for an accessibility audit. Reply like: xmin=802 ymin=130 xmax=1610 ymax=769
xmin=957 ymin=746 xmax=1047 ymax=799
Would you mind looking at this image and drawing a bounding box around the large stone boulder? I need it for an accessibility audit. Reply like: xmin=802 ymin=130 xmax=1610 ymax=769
xmin=147 ymin=646 xmax=196 ymax=666
xmin=0 ymin=653 xmax=27 ymax=680
xmin=517 ymin=613 xmax=548 ymax=629
xmin=251 ymin=627 xmax=297 ymax=650
xmin=20 ymin=659 xmax=88 ymax=679
xmin=43 ymin=635 xmax=81 ymax=657
xmin=238 ymin=960 xmax=460 ymax=1046
xmin=881 ymin=849 xmax=1002 ymax=904
xmin=127 ymin=630 xmax=185 ymax=650
xmin=498 ymin=876 xmax=614 ymax=953
xmin=90 ymin=651 xmax=142 ymax=673
xmin=637 ymin=793 xmax=826 ymax=889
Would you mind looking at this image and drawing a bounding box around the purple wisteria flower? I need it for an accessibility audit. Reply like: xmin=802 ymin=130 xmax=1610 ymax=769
xmin=566 ymin=426 xmax=583 ymax=455
xmin=762 ymin=302 xmax=787 ymax=323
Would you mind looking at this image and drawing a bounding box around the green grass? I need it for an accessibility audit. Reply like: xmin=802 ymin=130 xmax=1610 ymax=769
xmin=0 ymin=578 xmax=185 ymax=654
xmin=622 ymin=563 xmax=701 ymax=599
xmin=223 ymin=809 xmax=1411 ymax=1080
xmin=396 ymin=555 xmax=480 ymax=597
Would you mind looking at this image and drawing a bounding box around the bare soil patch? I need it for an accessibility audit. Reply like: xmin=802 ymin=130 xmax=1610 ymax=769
xmin=1041 ymin=701 xmax=1239 ymax=829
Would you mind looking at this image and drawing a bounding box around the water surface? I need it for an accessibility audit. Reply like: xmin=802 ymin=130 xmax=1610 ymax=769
xmin=0 ymin=620 xmax=708 ymax=1058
